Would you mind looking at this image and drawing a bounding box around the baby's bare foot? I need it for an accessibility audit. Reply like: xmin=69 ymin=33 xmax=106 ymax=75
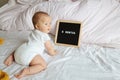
xmin=4 ymin=55 xmax=14 ymax=66
xmin=15 ymin=68 xmax=29 ymax=79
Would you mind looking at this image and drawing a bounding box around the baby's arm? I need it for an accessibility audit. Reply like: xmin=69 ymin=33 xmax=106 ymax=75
xmin=45 ymin=40 xmax=57 ymax=56
xmin=4 ymin=52 xmax=14 ymax=66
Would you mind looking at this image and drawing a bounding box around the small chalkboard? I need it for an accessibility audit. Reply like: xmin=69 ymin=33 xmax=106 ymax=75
xmin=55 ymin=20 xmax=82 ymax=47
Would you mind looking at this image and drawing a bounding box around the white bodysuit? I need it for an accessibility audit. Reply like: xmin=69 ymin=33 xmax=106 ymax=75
xmin=14 ymin=30 xmax=50 ymax=65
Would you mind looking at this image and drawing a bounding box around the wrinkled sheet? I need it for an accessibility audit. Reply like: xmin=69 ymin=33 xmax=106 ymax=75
xmin=0 ymin=0 xmax=120 ymax=48
xmin=1 ymin=31 xmax=120 ymax=80
xmin=1 ymin=0 xmax=120 ymax=80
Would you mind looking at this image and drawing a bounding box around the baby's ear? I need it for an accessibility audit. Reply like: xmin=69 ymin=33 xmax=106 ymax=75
xmin=35 ymin=25 xmax=39 ymax=29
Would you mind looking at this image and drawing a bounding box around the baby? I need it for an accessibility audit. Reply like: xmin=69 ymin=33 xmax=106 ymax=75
xmin=4 ymin=11 xmax=57 ymax=78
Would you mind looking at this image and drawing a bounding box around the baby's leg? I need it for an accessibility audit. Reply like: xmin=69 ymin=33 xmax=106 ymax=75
xmin=4 ymin=52 xmax=14 ymax=66
xmin=15 ymin=55 xmax=47 ymax=78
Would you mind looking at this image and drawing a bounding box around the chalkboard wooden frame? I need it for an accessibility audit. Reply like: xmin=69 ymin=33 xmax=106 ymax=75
xmin=55 ymin=20 xmax=82 ymax=47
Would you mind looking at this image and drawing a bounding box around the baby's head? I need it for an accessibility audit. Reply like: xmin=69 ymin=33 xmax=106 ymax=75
xmin=32 ymin=11 xmax=51 ymax=33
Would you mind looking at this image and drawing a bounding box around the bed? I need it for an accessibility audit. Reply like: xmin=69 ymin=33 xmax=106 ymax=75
xmin=0 ymin=0 xmax=120 ymax=80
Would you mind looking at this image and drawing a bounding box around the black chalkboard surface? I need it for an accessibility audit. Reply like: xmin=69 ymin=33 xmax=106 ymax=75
xmin=55 ymin=20 xmax=82 ymax=47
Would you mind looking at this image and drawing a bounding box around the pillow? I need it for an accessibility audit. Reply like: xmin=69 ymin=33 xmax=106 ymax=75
xmin=8 ymin=0 xmax=16 ymax=5
xmin=16 ymin=0 xmax=47 ymax=5
xmin=48 ymin=0 xmax=79 ymax=2
xmin=48 ymin=0 xmax=81 ymax=2
xmin=13 ymin=1 xmax=82 ymax=30
xmin=0 ymin=1 xmax=83 ymax=31
xmin=48 ymin=0 xmax=72 ymax=2
xmin=0 ymin=0 xmax=48 ymax=31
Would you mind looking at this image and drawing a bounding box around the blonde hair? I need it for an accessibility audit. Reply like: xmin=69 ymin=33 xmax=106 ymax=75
xmin=32 ymin=11 xmax=49 ymax=27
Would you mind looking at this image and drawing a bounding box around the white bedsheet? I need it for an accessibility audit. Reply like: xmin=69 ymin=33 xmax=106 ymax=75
xmin=1 ymin=31 xmax=120 ymax=80
xmin=0 ymin=0 xmax=120 ymax=48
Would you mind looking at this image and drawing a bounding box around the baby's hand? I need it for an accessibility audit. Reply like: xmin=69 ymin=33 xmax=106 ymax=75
xmin=49 ymin=49 xmax=58 ymax=56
